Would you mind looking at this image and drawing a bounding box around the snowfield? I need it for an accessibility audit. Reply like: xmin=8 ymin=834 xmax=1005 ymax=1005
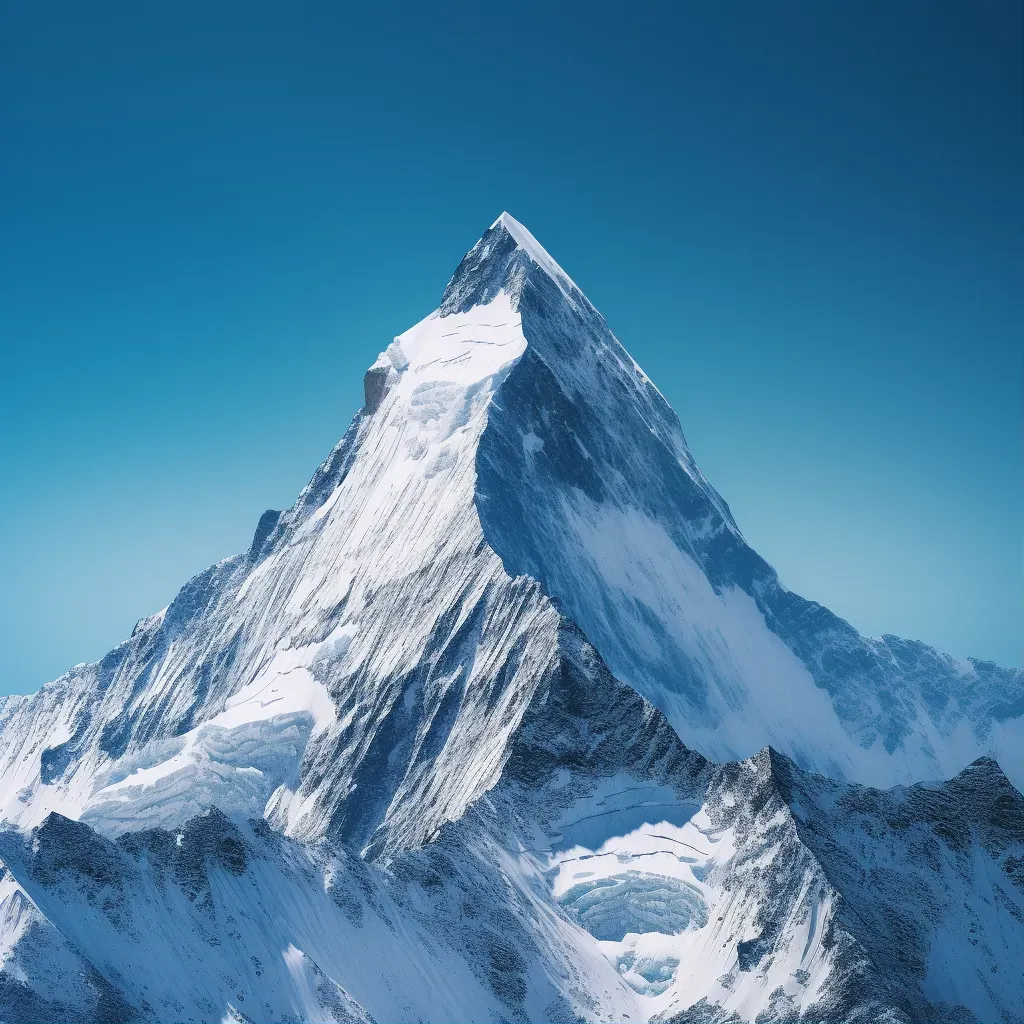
xmin=0 ymin=213 xmax=1021 ymax=1023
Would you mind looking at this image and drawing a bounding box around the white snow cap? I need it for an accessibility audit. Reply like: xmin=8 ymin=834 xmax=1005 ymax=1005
xmin=491 ymin=211 xmax=582 ymax=301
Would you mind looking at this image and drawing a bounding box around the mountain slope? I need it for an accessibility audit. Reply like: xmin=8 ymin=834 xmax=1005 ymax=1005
xmin=468 ymin=215 xmax=1023 ymax=787
xmin=0 ymin=286 xmax=559 ymax=858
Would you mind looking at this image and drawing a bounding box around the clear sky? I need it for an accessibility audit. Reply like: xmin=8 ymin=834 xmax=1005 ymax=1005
xmin=0 ymin=1 xmax=1020 ymax=695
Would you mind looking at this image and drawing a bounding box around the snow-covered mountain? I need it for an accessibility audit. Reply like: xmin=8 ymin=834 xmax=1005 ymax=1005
xmin=1 ymin=213 xmax=1021 ymax=1023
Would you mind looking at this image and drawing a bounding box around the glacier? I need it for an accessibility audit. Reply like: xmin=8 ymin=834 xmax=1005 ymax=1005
xmin=0 ymin=212 xmax=1021 ymax=1023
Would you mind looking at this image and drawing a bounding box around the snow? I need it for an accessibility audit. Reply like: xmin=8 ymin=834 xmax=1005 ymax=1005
xmin=552 ymin=495 xmax=906 ymax=782
xmin=492 ymin=211 xmax=582 ymax=305
xmin=540 ymin=780 xmax=821 ymax=1017
xmin=209 ymin=647 xmax=336 ymax=736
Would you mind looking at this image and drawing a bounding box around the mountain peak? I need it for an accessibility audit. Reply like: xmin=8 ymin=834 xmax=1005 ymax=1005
xmin=442 ymin=213 xmax=581 ymax=315
xmin=489 ymin=211 xmax=577 ymax=291
xmin=493 ymin=211 xmax=581 ymax=301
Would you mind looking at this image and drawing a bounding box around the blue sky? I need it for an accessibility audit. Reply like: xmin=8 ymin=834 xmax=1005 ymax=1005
xmin=0 ymin=0 xmax=1020 ymax=694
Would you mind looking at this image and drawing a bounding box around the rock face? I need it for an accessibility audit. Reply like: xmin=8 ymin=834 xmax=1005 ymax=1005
xmin=0 ymin=213 xmax=1020 ymax=1023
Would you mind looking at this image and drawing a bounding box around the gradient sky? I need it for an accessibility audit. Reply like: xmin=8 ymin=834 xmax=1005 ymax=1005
xmin=1 ymin=1 xmax=1020 ymax=695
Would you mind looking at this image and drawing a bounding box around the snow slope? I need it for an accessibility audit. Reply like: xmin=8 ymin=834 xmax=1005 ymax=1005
xmin=0 ymin=211 xmax=1021 ymax=1022
xmin=0 ymin=288 xmax=561 ymax=860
